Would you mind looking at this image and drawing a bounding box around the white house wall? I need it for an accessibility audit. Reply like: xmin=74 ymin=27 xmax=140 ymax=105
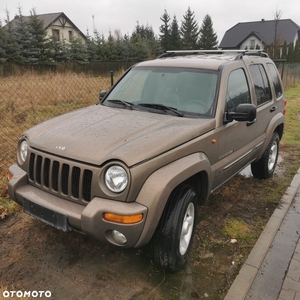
xmin=240 ymin=36 xmax=264 ymax=50
xmin=293 ymin=32 xmax=298 ymax=45
xmin=45 ymin=19 xmax=85 ymax=43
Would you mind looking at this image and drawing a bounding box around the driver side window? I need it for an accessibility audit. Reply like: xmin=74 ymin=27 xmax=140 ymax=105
xmin=226 ymin=69 xmax=251 ymax=112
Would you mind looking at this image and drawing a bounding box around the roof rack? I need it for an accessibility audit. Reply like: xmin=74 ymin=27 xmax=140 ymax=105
xmin=158 ymin=50 xmax=269 ymax=59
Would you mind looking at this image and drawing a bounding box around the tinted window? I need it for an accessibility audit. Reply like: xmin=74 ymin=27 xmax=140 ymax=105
xmin=267 ymin=63 xmax=283 ymax=98
xmin=249 ymin=64 xmax=271 ymax=106
xmin=226 ymin=69 xmax=250 ymax=112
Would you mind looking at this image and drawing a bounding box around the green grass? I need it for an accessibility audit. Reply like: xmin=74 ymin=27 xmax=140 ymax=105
xmin=223 ymin=219 xmax=252 ymax=241
xmin=282 ymin=85 xmax=300 ymax=149
xmin=0 ymin=196 xmax=20 ymax=218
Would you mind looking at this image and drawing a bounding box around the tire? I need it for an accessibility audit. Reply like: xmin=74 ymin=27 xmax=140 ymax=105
xmin=151 ymin=184 xmax=197 ymax=272
xmin=251 ymin=132 xmax=280 ymax=179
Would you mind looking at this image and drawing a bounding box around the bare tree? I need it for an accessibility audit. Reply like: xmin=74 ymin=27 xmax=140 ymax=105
xmin=272 ymin=8 xmax=283 ymax=59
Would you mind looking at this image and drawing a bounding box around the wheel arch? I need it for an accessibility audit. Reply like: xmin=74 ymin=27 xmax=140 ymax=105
xmin=134 ymin=153 xmax=211 ymax=247
xmin=275 ymin=122 xmax=284 ymax=140
xmin=258 ymin=113 xmax=284 ymax=157
xmin=183 ymin=170 xmax=209 ymax=205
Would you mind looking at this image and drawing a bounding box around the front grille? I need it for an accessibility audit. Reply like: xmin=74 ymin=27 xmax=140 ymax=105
xmin=29 ymin=153 xmax=93 ymax=202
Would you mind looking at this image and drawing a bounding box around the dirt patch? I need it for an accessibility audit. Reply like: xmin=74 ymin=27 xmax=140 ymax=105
xmin=0 ymin=148 xmax=298 ymax=300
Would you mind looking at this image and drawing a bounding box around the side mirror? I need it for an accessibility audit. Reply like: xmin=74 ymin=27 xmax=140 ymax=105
xmin=99 ymin=90 xmax=107 ymax=102
xmin=226 ymin=103 xmax=256 ymax=122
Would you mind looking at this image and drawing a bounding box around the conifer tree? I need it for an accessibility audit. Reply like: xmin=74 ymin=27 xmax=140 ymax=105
xmin=281 ymin=40 xmax=287 ymax=60
xmin=180 ymin=7 xmax=199 ymax=50
xmin=0 ymin=9 xmax=20 ymax=62
xmin=0 ymin=24 xmax=18 ymax=62
xmin=287 ymin=42 xmax=294 ymax=63
xmin=294 ymin=40 xmax=300 ymax=63
xmin=50 ymin=38 xmax=70 ymax=62
xmin=169 ymin=15 xmax=181 ymax=50
xmin=106 ymin=31 xmax=118 ymax=60
xmin=93 ymin=30 xmax=107 ymax=60
xmin=27 ymin=8 xmax=50 ymax=63
xmin=13 ymin=7 xmax=32 ymax=63
xmin=131 ymin=23 xmax=160 ymax=60
xmin=68 ymin=37 xmax=89 ymax=62
xmin=159 ymin=9 xmax=171 ymax=52
xmin=85 ymin=30 xmax=97 ymax=61
xmin=122 ymin=34 xmax=134 ymax=61
xmin=198 ymin=14 xmax=218 ymax=50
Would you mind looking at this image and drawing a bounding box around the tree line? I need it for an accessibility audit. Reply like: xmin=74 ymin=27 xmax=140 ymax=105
xmin=2 ymin=7 xmax=299 ymax=64
xmin=269 ymin=40 xmax=300 ymax=63
xmin=0 ymin=7 xmax=218 ymax=64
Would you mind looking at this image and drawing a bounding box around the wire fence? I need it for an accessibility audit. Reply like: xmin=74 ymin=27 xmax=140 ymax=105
xmin=0 ymin=70 xmax=122 ymax=197
xmin=279 ymin=63 xmax=300 ymax=89
xmin=1 ymin=63 xmax=300 ymax=197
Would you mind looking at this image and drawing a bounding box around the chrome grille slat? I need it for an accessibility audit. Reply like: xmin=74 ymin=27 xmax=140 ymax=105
xmin=28 ymin=153 xmax=93 ymax=202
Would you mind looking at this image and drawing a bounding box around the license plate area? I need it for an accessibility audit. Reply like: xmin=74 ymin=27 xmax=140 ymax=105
xmin=23 ymin=198 xmax=73 ymax=232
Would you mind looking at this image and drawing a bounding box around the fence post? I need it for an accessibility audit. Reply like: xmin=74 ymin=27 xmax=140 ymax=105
xmin=110 ymin=71 xmax=114 ymax=87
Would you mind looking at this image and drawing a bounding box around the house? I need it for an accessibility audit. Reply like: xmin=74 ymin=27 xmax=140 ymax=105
xmin=219 ymin=19 xmax=300 ymax=50
xmin=7 ymin=12 xmax=86 ymax=43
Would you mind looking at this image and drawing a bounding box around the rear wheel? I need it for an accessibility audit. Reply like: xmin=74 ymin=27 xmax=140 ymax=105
xmin=152 ymin=184 xmax=197 ymax=272
xmin=251 ymin=132 xmax=280 ymax=179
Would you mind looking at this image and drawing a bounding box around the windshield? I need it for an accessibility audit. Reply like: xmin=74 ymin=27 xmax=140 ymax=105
xmin=103 ymin=67 xmax=219 ymax=118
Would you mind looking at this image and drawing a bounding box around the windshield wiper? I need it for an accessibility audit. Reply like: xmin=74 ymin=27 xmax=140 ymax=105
xmin=138 ymin=103 xmax=184 ymax=117
xmin=106 ymin=99 xmax=134 ymax=110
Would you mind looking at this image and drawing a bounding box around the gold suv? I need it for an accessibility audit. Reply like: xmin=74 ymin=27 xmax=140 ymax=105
xmin=8 ymin=50 xmax=286 ymax=272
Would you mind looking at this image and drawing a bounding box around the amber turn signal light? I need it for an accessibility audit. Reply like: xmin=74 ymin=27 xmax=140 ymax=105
xmin=7 ymin=172 xmax=13 ymax=181
xmin=103 ymin=213 xmax=143 ymax=224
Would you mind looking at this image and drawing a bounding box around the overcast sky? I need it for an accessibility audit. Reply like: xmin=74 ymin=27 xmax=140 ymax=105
xmin=1 ymin=0 xmax=300 ymax=43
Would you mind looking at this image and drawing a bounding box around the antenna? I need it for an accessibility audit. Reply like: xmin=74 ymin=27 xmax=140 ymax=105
xmin=92 ymin=15 xmax=96 ymax=35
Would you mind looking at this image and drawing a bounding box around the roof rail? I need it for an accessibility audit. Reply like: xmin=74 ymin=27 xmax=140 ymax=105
xmin=235 ymin=50 xmax=269 ymax=59
xmin=157 ymin=50 xmax=269 ymax=59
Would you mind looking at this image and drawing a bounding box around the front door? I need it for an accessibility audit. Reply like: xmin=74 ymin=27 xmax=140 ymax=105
xmin=212 ymin=67 xmax=258 ymax=189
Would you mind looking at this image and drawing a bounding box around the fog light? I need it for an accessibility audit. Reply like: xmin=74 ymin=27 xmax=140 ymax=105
xmin=112 ymin=230 xmax=127 ymax=245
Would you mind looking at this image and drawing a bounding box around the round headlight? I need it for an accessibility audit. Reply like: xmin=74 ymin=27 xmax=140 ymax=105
xmin=19 ymin=140 xmax=28 ymax=164
xmin=105 ymin=165 xmax=128 ymax=193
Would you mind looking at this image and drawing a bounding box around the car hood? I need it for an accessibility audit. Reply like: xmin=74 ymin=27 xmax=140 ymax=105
xmin=26 ymin=105 xmax=216 ymax=166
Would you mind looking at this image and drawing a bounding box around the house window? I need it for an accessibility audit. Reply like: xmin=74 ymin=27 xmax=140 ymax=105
xmin=250 ymin=39 xmax=255 ymax=49
xmin=68 ymin=31 xmax=73 ymax=41
xmin=52 ymin=29 xmax=60 ymax=41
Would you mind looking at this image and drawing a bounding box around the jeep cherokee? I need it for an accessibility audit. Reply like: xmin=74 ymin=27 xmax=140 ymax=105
xmin=8 ymin=50 xmax=286 ymax=272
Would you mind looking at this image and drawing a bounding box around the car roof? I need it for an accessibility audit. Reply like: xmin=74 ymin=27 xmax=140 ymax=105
xmin=134 ymin=50 xmax=270 ymax=71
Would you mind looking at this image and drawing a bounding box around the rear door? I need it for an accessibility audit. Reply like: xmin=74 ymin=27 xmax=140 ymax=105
xmin=247 ymin=61 xmax=274 ymax=141
xmin=245 ymin=60 xmax=284 ymax=148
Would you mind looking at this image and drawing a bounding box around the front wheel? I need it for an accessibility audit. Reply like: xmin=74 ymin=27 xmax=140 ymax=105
xmin=151 ymin=184 xmax=197 ymax=272
xmin=251 ymin=132 xmax=280 ymax=179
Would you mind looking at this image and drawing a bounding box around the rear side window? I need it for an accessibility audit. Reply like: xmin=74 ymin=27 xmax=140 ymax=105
xmin=249 ymin=64 xmax=271 ymax=106
xmin=266 ymin=63 xmax=283 ymax=98
xmin=226 ymin=69 xmax=250 ymax=112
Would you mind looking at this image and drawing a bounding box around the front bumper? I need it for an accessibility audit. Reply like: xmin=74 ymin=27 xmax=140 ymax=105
xmin=8 ymin=164 xmax=148 ymax=248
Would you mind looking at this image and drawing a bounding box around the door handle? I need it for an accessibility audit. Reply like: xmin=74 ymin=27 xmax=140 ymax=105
xmin=270 ymin=106 xmax=277 ymax=112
